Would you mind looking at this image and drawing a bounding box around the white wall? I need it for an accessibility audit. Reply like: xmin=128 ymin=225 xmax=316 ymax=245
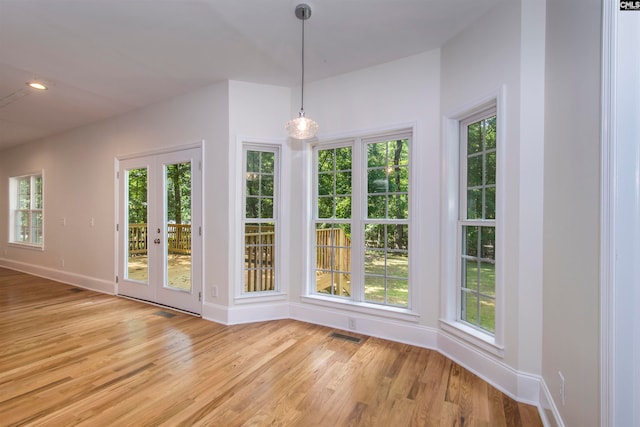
xmin=441 ymin=0 xmax=540 ymax=374
xmin=543 ymin=0 xmax=601 ymax=425
xmin=228 ymin=81 xmax=292 ymax=139
xmin=0 ymin=82 xmax=230 ymax=295
xmin=518 ymin=0 xmax=545 ymax=378
xmin=225 ymin=80 xmax=291 ymax=308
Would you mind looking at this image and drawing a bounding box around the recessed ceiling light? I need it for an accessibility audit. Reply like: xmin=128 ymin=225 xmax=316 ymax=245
xmin=27 ymin=82 xmax=48 ymax=90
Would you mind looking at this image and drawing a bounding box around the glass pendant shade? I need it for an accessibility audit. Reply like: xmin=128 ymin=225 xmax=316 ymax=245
xmin=286 ymin=110 xmax=318 ymax=140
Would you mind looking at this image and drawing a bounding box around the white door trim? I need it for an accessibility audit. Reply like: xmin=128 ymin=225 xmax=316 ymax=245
xmin=601 ymin=2 xmax=640 ymax=425
xmin=600 ymin=3 xmax=615 ymax=424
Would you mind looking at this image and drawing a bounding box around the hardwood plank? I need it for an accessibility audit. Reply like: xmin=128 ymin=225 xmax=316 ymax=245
xmin=0 ymin=268 xmax=542 ymax=426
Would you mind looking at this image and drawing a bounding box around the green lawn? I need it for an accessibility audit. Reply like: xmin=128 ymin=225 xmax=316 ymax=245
xmin=316 ymin=252 xmax=409 ymax=307
xmin=364 ymin=252 xmax=408 ymax=307
xmin=463 ymin=260 xmax=495 ymax=333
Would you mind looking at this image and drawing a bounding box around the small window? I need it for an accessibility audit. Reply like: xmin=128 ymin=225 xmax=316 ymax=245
xmin=9 ymin=173 xmax=44 ymax=247
xmin=242 ymin=147 xmax=279 ymax=293
xmin=442 ymin=92 xmax=503 ymax=354
xmin=459 ymin=110 xmax=497 ymax=334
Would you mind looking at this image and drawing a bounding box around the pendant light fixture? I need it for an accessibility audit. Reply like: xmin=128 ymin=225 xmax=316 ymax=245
xmin=285 ymin=3 xmax=318 ymax=140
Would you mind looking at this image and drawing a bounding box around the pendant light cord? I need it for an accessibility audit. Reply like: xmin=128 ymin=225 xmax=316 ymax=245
xmin=301 ymin=16 xmax=305 ymax=113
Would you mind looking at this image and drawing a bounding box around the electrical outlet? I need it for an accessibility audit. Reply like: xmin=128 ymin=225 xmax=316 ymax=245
xmin=558 ymin=371 xmax=565 ymax=406
xmin=90 ymin=217 xmax=95 ymax=227
xmin=60 ymin=217 xmax=66 ymax=226
xmin=348 ymin=317 xmax=356 ymax=330
xmin=212 ymin=286 xmax=218 ymax=297
xmin=60 ymin=258 xmax=65 ymax=268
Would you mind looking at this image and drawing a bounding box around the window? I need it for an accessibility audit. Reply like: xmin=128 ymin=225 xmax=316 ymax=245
xmin=9 ymin=173 xmax=44 ymax=247
xmin=459 ymin=110 xmax=497 ymax=334
xmin=442 ymin=92 xmax=503 ymax=354
xmin=242 ymin=147 xmax=279 ymax=293
xmin=313 ymin=132 xmax=411 ymax=309
xmin=315 ymin=146 xmax=353 ymax=298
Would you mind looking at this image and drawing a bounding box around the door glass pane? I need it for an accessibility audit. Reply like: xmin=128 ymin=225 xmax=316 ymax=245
xmin=165 ymin=162 xmax=192 ymax=291
xmin=127 ymin=168 xmax=148 ymax=283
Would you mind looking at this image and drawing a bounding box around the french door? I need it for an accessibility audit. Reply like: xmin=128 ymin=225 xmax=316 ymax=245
xmin=117 ymin=147 xmax=202 ymax=314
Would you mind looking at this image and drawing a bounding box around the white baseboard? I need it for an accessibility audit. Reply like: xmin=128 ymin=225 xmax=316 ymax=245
xmin=290 ymin=301 xmax=439 ymax=348
xmin=0 ymin=259 xmax=114 ymax=294
xmin=203 ymin=300 xmax=290 ymax=326
xmin=539 ymin=377 xmax=564 ymax=427
xmin=438 ymin=329 xmax=540 ymax=405
xmin=202 ymin=301 xmax=230 ymax=325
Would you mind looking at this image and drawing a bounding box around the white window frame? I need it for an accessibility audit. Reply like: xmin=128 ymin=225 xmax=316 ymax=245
xmin=441 ymin=90 xmax=505 ymax=357
xmin=236 ymin=142 xmax=284 ymax=301
xmin=458 ymin=109 xmax=497 ymax=332
xmin=304 ymin=129 xmax=418 ymax=320
xmin=8 ymin=171 xmax=44 ymax=250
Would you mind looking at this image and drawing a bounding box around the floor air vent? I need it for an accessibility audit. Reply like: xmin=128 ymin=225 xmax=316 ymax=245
xmin=330 ymin=332 xmax=362 ymax=344
xmin=154 ymin=310 xmax=177 ymax=318
xmin=69 ymin=288 xmax=85 ymax=293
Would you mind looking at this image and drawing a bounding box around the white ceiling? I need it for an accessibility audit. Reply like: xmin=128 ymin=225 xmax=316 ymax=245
xmin=0 ymin=0 xmax=501 ymax=149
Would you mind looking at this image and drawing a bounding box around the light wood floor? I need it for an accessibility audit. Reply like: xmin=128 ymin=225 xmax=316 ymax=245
xmin=0 ymin=268 xmax=542 ymax=426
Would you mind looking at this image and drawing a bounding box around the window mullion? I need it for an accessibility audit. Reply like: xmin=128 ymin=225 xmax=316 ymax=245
xmin=460 ymin=131 xmax=469 ymax=221
xmin=30 ymin=176 xmax=35 ymax=210
xmin=482 ymin=119 xmax=487 ymax=219
xmin=476 ymin=229 xmax=482 ymax=328
xmin=350 ymin=139 xmax=364 ymax=302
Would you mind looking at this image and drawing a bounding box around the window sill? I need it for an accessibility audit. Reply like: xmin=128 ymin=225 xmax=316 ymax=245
xmin=8 ymin=242 xmax=44 ymax=252
xmin=301 ymin=294 xmax=420 ymax=323
xmin=234 ymin=292 xmax=288 ymax=305
xmin=439 ymin=319 xmax=504 ymax=358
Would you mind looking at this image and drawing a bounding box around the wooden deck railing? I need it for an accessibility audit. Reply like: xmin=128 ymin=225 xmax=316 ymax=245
xmin=129 ymin=224 xmax=149 ymax=255
xmin=168 ymin=224 xmax=191 ymax=255
xmin=128 ymin=224 xmax=192 ymax=255
xmin=244 ymin=230 xmax=275 ymax=292
xmin=315 ymin=227 xmax=351 ymax=272
xmin=315 ymin=227 xmax=351 ymax=296
xmin=129 ymin=223 xmax=351 ymax=295
xmin=242 ymin=226 xmax=352 ymax=294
